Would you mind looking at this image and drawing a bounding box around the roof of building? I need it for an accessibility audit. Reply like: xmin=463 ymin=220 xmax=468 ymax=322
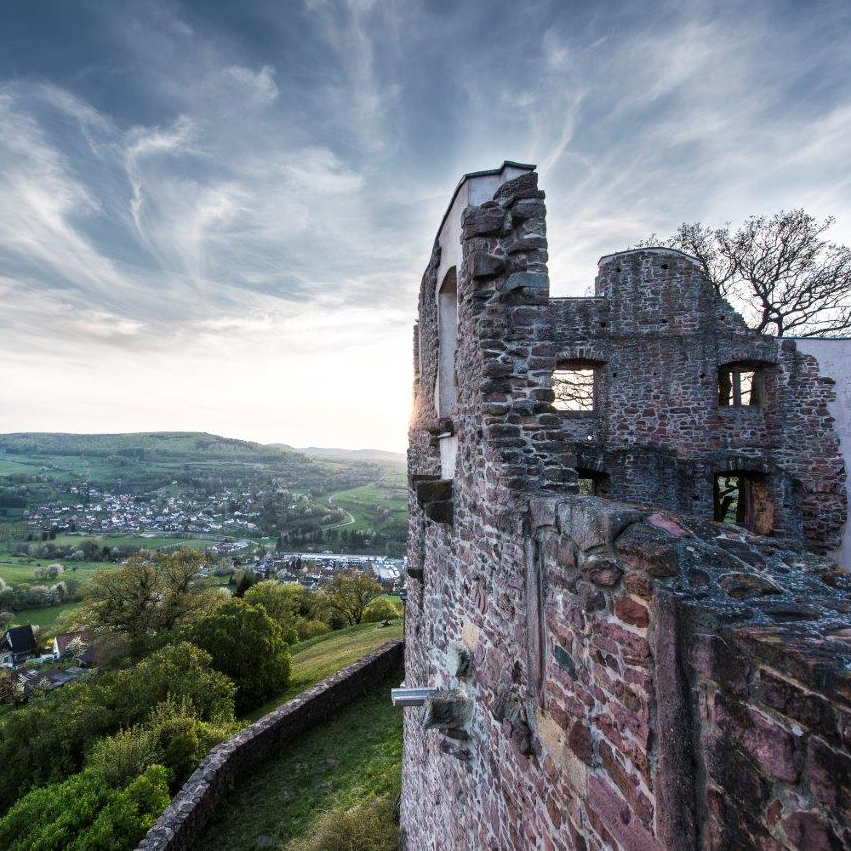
xmin=54 ymin=631 xmax=93 ymax=654
xmin=1 ymin=625 xmax=37 ymax=655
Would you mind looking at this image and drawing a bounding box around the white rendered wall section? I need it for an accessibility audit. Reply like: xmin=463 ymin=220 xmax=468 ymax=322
xmin=794 ymin=338 xmax=851 ymax=569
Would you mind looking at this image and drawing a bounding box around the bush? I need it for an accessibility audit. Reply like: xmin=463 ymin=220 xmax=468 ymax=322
xmin=295 ymin=617 xmax=331 ymax=640
xmin=0 ymin=765 xmax=170 ymax=851
xmin=362 ymin=599 xmax=402 ymax=623
xmin=87 ymin=697 xmax=237 ymax=790
xmin=190 ymin=599 xmax=291 ymax=715
xmin=287 ymin=793 xmax=399 ymax=851
xmin=0 ymin=642 xmax=235 ymax=813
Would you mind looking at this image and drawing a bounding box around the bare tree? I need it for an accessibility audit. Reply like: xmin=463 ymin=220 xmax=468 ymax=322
xmin=552 ymin=367 xmax=596 ymax=411
xmin=641 ymin=210 xmax=851 ymax=337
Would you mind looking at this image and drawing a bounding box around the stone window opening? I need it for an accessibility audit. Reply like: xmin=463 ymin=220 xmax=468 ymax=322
xmin=577 ymin=468 xmax=609 ymax=497
xmin=435 ymin=268 xmax=458 ymax=419
xmin=713 ymin=472 xmax=774 ymax=534
xmin=718 ymin=366 xmax=763 ymax=407
xmin=553 ymin=362 xmax=599 ymax=412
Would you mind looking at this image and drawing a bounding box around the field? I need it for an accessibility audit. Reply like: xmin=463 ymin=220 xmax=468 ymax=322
xmin=0 ymin=534 xmax=209 ymax=586
xmin=10 ymin=602 xmax=78 ymax=628
xmin=325 ymin=472 xmax=407 ymax=536
xmin=195 ymin=624 xmax=404 ymax=850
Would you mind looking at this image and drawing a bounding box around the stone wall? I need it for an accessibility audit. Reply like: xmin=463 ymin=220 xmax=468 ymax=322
xmin=401 ymin=492 xmax=851 ymax=849
xmin=402 ymin=165 xmax=851 ymax=849
xmin=138 ymin=639 xmax=403 ymax=851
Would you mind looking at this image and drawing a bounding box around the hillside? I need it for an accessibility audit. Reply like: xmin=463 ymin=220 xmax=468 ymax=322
xmin=195 ymin=622 xmax=404 ymax=850
xmin=272 ymin=444 xmax=406 ymax=467
xmin=0 ymin=431 xmax=408 ymax=558
xmin=0 ymin=431 xmax=381 ymax=496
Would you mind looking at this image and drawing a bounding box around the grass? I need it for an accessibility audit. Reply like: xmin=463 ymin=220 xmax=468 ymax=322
xmin=10 ymin=602 xmax=78 ymax=628
xmin=0 ymin=558 xmax=111 ymax=585
xmin=194 ymin=671 xmax=403 ymax=850
xmin=244 ymin=621 xmax=403 ymax=722
xmin=0 ymin=535 xmax=210 ymax=586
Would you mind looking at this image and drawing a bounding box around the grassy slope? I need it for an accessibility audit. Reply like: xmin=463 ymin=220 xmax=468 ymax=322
xmin=10 ymin=602 xmax=77 ymax=628
xmin=194 ymin=622 xmax=404 ymax=849
xmin=195 ymin=673 xmax=403 ymax=851
xmin=244 ymin=621 xmax=403 ymax=722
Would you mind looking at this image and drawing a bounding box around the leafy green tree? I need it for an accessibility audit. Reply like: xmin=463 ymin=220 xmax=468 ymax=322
xmin=79 ymin=548 xmax=221 ymax=641
xmin=244 ymin=581 xmax=301 ymax=641
xmin=0 ymin=642 xmax=234 ymax=812
xmin=320 ymin=572 xmax=384 ymax=626
xmin=190 ymin=599 xmax=291 ymax=714
xmin=233 ymin=569 xmax=258 ymax=598
xmin=362 ymin=598 xmax=402 ymax=623
xmin=0 ymin=765 xmax=170 ymax=851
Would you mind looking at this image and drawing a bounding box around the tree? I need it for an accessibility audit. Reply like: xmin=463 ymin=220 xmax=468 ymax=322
xmin=79 ymin=548 xmax=219 ymax=641
xmin=190 ymin=599 xmax=291 ymax=714
xmin=641 ymin=210 xmax=851 ymax=337
xmin=0 ymin=669 xmax=24 ymax=705
xmin=0 ymin=642 xmax=234 ymax=812
xmin=362 ymin=597 xmax=402 ymax=623
xmin=233 ymin=569 xmax=258 ymax=598
xmin=243 ymin=581 xmax=301 ymax=640
xmin=320 ymin=572 xmax=384 ymax=626
xmin=0 ymin=765 xmax=170 ymax=851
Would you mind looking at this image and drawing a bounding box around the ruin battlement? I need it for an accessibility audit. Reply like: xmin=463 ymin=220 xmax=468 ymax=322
xmin=401 ymin=165 xmax=851 ymax=849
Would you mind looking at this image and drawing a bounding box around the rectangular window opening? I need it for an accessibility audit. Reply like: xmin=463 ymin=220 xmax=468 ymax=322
xmin=554 ymin=368 xmax=596 ymax=412
xmin=578 ymin=470 xmax=609 ymax=497
xmin=718 ymin=369 xmax=762 ymax=407
xmin=713 ymin=472 xmax=773 ymax=534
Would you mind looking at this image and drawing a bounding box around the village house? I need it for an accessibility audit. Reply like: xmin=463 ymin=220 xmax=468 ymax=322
xmin=0 ymin=625 xmax=37 ymax=667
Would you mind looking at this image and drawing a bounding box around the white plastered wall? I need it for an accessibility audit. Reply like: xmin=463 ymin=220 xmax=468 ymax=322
xmin=794 ymin=338 xmax=851 ymax=569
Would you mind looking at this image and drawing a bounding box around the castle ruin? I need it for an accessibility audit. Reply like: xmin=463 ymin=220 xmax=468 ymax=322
xmin=401 ymin=163 xmax=851 ymax=848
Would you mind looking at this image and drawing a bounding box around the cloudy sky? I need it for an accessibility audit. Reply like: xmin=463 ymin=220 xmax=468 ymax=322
xmin=1 ymin=0 xmax=850 ymax=451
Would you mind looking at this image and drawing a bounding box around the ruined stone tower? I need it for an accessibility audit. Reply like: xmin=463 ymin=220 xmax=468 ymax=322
xmin=401 ymin=163 xmax=851 ymax=849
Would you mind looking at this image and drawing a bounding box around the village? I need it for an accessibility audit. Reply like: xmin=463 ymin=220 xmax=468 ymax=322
xmin=25 ymin=484 xmax=311 ymax=539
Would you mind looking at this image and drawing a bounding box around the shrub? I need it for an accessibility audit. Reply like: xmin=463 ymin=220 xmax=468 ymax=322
xmin=0 ymin=642 xmax=235 ymax=813
xmin=287 ymin=793 xmax=399 ymax=851
xmin=0 ymin=765 xmax=170 ymax=851
xmin=87 ymin=697 xmax=237 ymax=790
xmin=190 ymin=599 xmax=291 ymax=715
xmin=33 ymin=563 xmax=63 ymax=580
xmin=362 ymin=599 xmax=402 ymax=623
xmin=295 ymin=617 xmax=331 ymax=640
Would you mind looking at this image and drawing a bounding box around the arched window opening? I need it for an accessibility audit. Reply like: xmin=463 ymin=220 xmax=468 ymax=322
xmin=713 ymin=472 xmax=773 ymax=534
xmin=435 ymin=268 xmax=458 ymax=418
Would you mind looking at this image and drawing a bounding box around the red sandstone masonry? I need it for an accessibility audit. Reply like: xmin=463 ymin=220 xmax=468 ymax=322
xmin=403 ymin=167 xmax=851 ymax=850
xmin=137 ymin=639 xmax=404 ymax=851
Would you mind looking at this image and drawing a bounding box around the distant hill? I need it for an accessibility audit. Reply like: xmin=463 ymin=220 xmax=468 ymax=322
xmin=0 ymin=432 xmax=384 ymax=496
xmin=0 ymin=431 xmax=299 ymax=461
xmin=272 ymin=444 xmax=405 ymax=466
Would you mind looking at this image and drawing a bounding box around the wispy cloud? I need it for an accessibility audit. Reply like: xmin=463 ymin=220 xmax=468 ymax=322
xmin=0 ymin=0 xmax=850 ymax=449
